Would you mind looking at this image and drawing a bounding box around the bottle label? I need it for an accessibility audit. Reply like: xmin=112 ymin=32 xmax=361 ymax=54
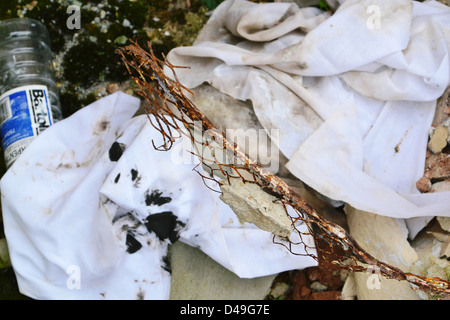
xmin=0 ymin=85 xmax=53 ymax=167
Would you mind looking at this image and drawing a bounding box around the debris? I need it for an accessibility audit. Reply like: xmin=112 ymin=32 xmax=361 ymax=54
xmin=219 ymin=178 xmax=293 ymax=238
xmin=437 ymin=216 xmax=450 ymax=233
xmin=425 ymin=153 xmax=450 ymax=181
xmin=416 ymin=176 xmax=431 ymax=193
xmin=267 ymin=281 xmax=290 ymax=299
xmin=420 ymin=88 xmax=450 ymax=192
xmin=187 ymin=84 xmax=289 ymax=177
xmin=341 ymin=273 xmax=357 ymax=300
xmin=289 ymin=265 xmax=345 ymax=300
xmin=345 ymin=205 xmax=421 ymax=300
xmin=291 ymin=270 xmax=308 ymax=300
xmin=106 ymin=83 xmax=120 ymax=94
xmin=166 ymin=0 xmax=450 ymax=225
xmin=418 ymin=127 xmax=450 ymax=194
xmin=430 ymin=179 xmax=450 ymax=193
xmin=309 ymin=281 xmax=327 ymax=292
xmin=3 ymin=0 xmax=450 ymax=300
xmin=433 ymin=217 xmax=450 ymax=259
xmin=114 ymin=35 xmax=128 ymax=45
xmin=432 ymin=87 xmax=450 ymax=126
xmin=428 ymin=125 xmax=449 ymax=154
xmin=410 ymin=221 xmax=450 ymax=299
xmin=170 ymin=242 xmax=277 ymax=300
xmin=310 ymin=291 xmax=341 ymax=300
xmin=117 ymin=37 xmax=450 ymax=297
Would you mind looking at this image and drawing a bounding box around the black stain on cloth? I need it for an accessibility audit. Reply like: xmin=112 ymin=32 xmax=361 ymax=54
xmin=144 ymin=211 xmax=185 ymax=244
xmin=108 ymin=142 xmax=126 ymax=162
xmin=145 ymin=189 xmax=172 ymax=206
xmin=112 ymin=212 xmax=144 ymax=254
xmin=131 ymin=169 xmax=138 ymax=181
xmin=131 ymin=168 xmax=141 ymax=187
xmin=126 ymin=230 xmax=142 ymax=254
xmin=161 ymin=253 xmax=171 ymax=273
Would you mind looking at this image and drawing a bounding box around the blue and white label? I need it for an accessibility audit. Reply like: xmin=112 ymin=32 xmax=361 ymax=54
xmin=0 ymin=85 xmax=53 ymax=167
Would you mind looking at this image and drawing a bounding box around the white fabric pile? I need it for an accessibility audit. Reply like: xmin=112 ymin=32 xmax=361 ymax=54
xmin=0 ymin=92 xmax=315 ymax=299
xmin=165 ymin=0 xmax=450 ymax=237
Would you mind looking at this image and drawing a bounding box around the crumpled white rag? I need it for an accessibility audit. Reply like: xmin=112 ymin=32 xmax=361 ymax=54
xmin=164 ymin=0 xmax=450 ymax=238
xmin=0 ymin=92 xmax=316 ymax=300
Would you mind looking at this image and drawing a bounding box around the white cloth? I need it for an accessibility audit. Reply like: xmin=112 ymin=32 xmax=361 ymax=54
xmin=0 ymin=92 xmax=316 ymax=300
xmin=164 ymin=0 xmax=450 ymax=237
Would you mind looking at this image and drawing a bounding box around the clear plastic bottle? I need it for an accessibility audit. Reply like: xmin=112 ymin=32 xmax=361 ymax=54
xmin=0 ymin=18 xmax=63 ymax=168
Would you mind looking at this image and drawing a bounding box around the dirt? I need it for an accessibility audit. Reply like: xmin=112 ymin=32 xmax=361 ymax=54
xmin=266 ymin=263 xmax=346 ymax=300
xmin=417 ymin=87 xmax=450 ymax=194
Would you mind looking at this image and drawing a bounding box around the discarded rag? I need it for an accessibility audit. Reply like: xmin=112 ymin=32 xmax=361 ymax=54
xmin=0 ymin=92 xmax=316 ymax=300
xmin=164 ymin=0 xmax=450 ymax=238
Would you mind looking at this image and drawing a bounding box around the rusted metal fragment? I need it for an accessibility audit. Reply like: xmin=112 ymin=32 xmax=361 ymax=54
xmin=116 ymin=41 xmax=450 ymax=299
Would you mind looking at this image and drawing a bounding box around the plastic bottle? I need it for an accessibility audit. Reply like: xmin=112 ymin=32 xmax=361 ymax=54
xmin=0 ymin=18 xmax=63 ymax=168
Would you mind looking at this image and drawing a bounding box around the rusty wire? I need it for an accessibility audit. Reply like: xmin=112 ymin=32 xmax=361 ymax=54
xmin=116 ymin=41 xmax=450 ymax=299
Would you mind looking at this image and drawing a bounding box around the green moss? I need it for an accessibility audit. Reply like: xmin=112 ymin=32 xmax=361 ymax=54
xmin=170 ymin=8 xmax=210 ymax=47
xmin=445 ymin=265 xmax=450 ymax=281
xmin=0 ymin=0 xmax=20 ymax=20
xmin=200 ymin=0 xmax=225 ymax=10
xmin=62 ymin=36 xmax=129 ymax=88
xmin=63 ymin=40 xmax=106 ymax=88
xmin=60 ymin=90 xmax=98 ymax=118
xmin=0 ymin=268 xmax=30 ymax=300
xmin=0 ymin=0 xmax=222 ymax=116
xmin=116 ymin=0 xmax=148 ymax=28
xmin=23 ymin=1 xmax=77 ymax=53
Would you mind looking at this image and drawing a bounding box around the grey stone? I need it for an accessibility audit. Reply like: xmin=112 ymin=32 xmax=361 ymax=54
xmin=219 ymin=178 xmax=293 ymax=238
xmin=345 ymin=205 xmax=421 ymax=300
xmin=428 ymin=125 xmax=449 ymax=154
xmin=169 ymin=242 xmax=276 ymax=300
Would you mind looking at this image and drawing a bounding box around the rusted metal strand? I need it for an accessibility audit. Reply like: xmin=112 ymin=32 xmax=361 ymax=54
xmin=117 ymin=42 xmax=394 ymax=269
xmin=116 ymin=41 xmax=450 ymax=299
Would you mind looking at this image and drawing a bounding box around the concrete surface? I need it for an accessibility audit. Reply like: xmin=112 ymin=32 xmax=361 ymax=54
xmin=169 ymin=242 xmax=276 ymax=300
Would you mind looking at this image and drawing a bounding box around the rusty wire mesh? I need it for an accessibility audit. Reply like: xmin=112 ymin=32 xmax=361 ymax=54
xmin=116 ymin=41 xmax=450 ymax=299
